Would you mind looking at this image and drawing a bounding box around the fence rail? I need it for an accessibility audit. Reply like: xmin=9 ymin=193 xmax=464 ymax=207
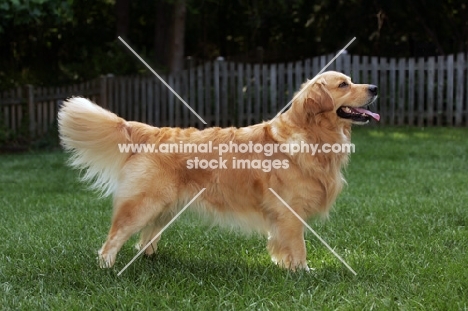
xmin=1 ymin=52 xmax=468 ymax=141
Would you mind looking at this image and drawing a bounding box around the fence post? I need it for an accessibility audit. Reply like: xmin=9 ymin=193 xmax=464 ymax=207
xmin=214 ymin=57 xmax=223 ymax=126
xmin=100 ymin=75 xmax=108 ymax=108
xmin=25 ymin=84 xmax=35 ymax=138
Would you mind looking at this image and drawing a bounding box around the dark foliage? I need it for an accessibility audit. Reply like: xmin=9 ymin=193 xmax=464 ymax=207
xmin=0 ymin=0 xmax=467 ymax=90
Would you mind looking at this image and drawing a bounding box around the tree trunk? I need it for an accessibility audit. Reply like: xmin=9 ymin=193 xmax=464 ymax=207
xmin=168 ymin=0 xmax=186 ymax=73
xmin=115 ymin=0 xmax=130 ymax=38
xmin=154 ymin=0 xmax=170 ymax=68
xmin=154 ymin=0 xmax=186 ymax=73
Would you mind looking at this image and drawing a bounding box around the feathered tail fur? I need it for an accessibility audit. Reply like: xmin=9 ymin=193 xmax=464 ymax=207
xmin=58 ymin=97 xmax=131 ymax=196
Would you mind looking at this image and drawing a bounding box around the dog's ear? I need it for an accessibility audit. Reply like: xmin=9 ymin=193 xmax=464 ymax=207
xmin=305 ymin=78 xmax=335 ymax=116
xmin=294 ymin=79 xmax=335 ymax=122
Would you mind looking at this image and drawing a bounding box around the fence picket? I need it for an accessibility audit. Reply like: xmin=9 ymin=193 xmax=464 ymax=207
xmin=203 ymin=62 xmax=211 ymax=126
xmin=437 ymin=55 xmax=445 ymax=126
xmin=363 ymin=56 xmax=370 ymax=83
xmin=287 ymin=62 xmax=294 ymax=104
xmin=397 ymin=58 xmax=406 ymax=126
xmin=2 ymin=93 xmax=8 ymax=132
xmin=269 ymin=64 xmax=277 ymax=119
xmin=379 ymin=57 xmax=388 ymax=125
xmin=407 ymin=58 xmax=415 ymax=125
xmin=196 ymin=64 xmax=203 ymax=128
xmin=427 ymin=57 xmax=435 ymax=126
xmin=294 ymin=60 xmax=302 ymax=92
xmin=417 ymin=57 xmax=425 ymax=127
xmin=343 ymin=54 xmax=351 ymax=77
xmin=168 ymin=74 xmax=175 ymax=127
xmin=277 ymin=63 xmax=285 ymax=114
xmin=335 ymin=53 xmax=343 ymax=73
xmin=351 ymin=55 xmax=359 ymax=81
xmin=312 ymin=56 xmax=319 ymax=77
xmin=455 ymin=53 xmax=464 ymax=126
xmin=220 ymin=60 xmax=228 ymax=126
xmin=446 ymin=54 xmax=454 ymax=126
xmin=304 ymin=59 xmax=311 ymax=80
xmin=228 ymin=61 xmax=236 ymax=127
xmin=2 ymin=52 xmax=468 ymax=142
xmin=16 ymin=87 xmax=24 ymax=133
xmin=245 ymin=63 xmax=252 ymax=125
xmin=9 ymin=88 xmax=16 ymax=132
xmin=236 ymin=62 xmax=244 ymax=126
xmin=154 ymin=78 xmax=161 ymax=126
xmin=253 ymin=63 xmax=261 ymax=123
xmin=262 ymin=64 xmax=268 ymax=120
xmin=466 ymin=57 xmax=468 ymax=126
xmin=133 ymin=75 xmax=140 ymax=122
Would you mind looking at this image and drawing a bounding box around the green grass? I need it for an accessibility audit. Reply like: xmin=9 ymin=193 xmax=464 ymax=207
xmin=1 ymin=127 xmax=467 ymax=310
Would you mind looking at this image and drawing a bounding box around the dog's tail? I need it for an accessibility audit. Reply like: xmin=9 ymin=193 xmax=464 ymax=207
xmin=58 ymin=97 xmax=133 ymax=196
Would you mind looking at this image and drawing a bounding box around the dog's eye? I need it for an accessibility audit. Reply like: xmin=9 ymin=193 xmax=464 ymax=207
xmin=338 ymin=82 xmax=349 ymax=88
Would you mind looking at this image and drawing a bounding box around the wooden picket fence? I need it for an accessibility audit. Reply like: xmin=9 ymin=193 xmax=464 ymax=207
xmin=1 ymin=52 xmax=468 ymax=141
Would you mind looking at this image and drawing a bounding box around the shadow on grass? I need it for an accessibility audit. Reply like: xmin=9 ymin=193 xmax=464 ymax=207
xmin=114 ymin=249 xmax=356 ymax=286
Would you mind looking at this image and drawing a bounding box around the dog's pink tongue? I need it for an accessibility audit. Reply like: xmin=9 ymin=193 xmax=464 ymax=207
xmin=354 ymin=107 xmax=380 ymax=121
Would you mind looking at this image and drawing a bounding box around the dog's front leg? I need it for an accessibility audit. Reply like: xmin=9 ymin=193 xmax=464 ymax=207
xmin=266 ymin=215 xmax=309 ymax=271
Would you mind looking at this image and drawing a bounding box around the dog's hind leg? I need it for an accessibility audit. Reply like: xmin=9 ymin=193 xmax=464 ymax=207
xmin=135 ymin=224 xmax=163 ymax=256
xmin=98 ymin=196 xmax=158 ymax=268
xmin=97 ymin=155 xmax=179 ymax=268
xmin=136 ymin=203 xmax=190 ymax=256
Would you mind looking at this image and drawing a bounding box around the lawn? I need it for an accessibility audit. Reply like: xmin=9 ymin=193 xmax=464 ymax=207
xmin=1 ymin=127 xmax=467 ymax=310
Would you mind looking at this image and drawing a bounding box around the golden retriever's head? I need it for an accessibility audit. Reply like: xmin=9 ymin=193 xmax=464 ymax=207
xmin=290 ymin=71 xmax=379 ymax=125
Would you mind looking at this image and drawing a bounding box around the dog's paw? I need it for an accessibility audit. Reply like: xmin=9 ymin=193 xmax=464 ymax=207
xmin=297 ymin=261 xmax=312 ymax=272
xmin=303 ymin=265 xmax=316 ymax=273
xmin=290 ymin=263 xmax=312 ymax=272
xmin=271 ymin=256 xmax=311 ymax=272
xmin=135 ymin=242 xmax=157 ymax=256
xmin=98 ymin=249 xmax=115 ymax=268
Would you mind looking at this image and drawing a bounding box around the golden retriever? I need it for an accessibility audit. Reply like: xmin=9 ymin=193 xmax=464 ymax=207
xmin=58 ymin=71 xmax=379 ymax=271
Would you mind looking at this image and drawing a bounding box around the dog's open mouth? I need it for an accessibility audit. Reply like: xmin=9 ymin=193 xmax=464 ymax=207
xmin=337 ymin=106 xmax=380 ymax=123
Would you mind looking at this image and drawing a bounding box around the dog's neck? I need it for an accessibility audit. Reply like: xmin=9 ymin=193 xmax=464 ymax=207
xmin=267 ymin=112 xmax=352 ymax=173
xmin=268 ymin=111 xmax=352 ymax=146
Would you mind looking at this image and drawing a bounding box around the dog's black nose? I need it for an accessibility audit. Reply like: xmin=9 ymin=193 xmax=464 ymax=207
xmin=368 ymin=85 xmax=378 ymax=96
